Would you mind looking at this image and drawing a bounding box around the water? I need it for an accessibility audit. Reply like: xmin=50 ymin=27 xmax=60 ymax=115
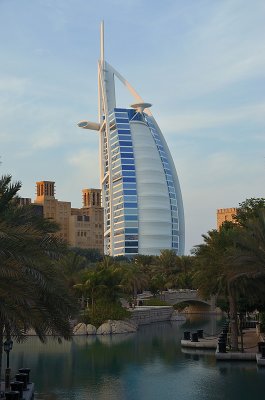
xmin=5 ymin=315 xmax=265 ymax=400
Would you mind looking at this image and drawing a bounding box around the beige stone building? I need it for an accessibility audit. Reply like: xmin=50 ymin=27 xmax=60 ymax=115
xmin=216 ymin=207 xmax=237 ymax=230
xmin=33 ymin=181 xmax=104 ymax=254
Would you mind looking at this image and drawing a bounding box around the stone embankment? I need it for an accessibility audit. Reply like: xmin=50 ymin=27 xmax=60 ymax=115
xmin=72 ymin=306 xmax=185 ymax=335
xmin=73 ymin=320 xmax=137 ymax=335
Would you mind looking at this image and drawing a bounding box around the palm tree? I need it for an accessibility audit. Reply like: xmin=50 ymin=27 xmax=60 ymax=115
xmin=121 ymin=263 xmax=148 ymax=300
xmin=0 ymin=175 xmax=77 ymax=376
xmin=192 ymin=222 xmax=241 ymax=350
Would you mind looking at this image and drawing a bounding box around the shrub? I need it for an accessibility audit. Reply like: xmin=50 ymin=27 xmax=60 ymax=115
xmin=79 ymin=301 xmax=130 ymax=328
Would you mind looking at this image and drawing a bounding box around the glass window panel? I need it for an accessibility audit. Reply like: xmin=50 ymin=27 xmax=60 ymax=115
xmin=118 ymin=134 xmax=132 ymax=140
xmin=117 ymin=123 xmax=130 ymax=129
xmin=124 ymin=195 xmax=137 ymax=202
xmin=122 ymin=170 xmax=135 ymax=177
xmin=124 ymin=202 xmax=137 ymax=208
xmin=118 ymin=129 xmax=131 ymax=135
xmin=121 ymin=153 xmax=134 ymax=158
xmin=123 ymin=183 xmax=136 ymax=189
xmin=116 ymin=118 xmax=129 ymax=123
xmin=124 ymin=208 xmax=138 ymax=214
xmin=125 ymin=234 xmax=138 ymax=240
xmin=122 ymin=165 xmax=135 ymax=170
xmin=125 ymin=241 xmax=138 ymax=247
xmin=114 ymin=108 xmax=127 ymax=112
xmin=125 ymin=221 xmax=138 ymax=227
xmin=114 ymin=112 xmax=128 ymax=118
xmin=125 ymin=228 xmax=138 ymax=234
xmin=121 ymin=159 xmax=135 ymax=165
xmin=120 ymin=147 xmax=133 ymax=153
xmin=125 ymin=215 xmax=138 ymax=221
xmin=119 ymin=141 xmax=132 ymax=146
xmin=125 ymin=248 xmax=138 ymax=253
xmin=123 ymin=177 xmax=136 ymax=183
xmin=124 ymin=190 xmax=137 ymax=195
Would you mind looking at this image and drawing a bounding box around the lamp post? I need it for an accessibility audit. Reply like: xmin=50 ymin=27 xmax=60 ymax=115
xmin=4 ymin=339 xmax=13 ymax=391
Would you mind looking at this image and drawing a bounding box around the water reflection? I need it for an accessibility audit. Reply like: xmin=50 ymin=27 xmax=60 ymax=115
xmin=5 ymin=315 xmax=265 ymax=400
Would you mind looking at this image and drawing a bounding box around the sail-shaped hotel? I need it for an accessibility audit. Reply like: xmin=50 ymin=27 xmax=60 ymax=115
xmin=78 ymin=23 xmax=185 ymax=257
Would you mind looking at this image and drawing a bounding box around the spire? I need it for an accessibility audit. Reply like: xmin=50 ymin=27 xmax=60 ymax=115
xmin=100 ymin=21 xmax=104 ymax=65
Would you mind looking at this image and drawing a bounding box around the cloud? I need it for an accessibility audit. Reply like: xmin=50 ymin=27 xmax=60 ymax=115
xmin=158 ymin=102 xmax=265 ymax=135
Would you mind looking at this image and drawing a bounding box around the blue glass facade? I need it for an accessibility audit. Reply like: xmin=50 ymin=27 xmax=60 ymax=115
xmin=109 ymin=108 xmax=139 ymax=256
xmin=103 ymin=107 xmax=181 ymax=256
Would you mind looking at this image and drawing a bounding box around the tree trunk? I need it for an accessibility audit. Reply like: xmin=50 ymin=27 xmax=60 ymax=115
xmin=228 ymin=283 xmax=238 ymax=351
xmin=0 ymin=322 xmax=4 ymax=381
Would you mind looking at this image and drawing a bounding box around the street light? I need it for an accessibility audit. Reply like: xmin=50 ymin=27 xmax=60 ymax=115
xmin=4 ymin=339 xmax=13 ymax=390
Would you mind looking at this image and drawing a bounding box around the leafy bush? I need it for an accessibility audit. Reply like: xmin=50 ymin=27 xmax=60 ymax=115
xmin=79 ymin=301 xmax=130 ymax=328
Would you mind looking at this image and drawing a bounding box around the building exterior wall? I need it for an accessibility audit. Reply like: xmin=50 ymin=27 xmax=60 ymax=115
xmin=34 ymin=181 xmax=104 ymax=253
xmin=217 ymin=208 xmax=237 ymax=230
xmin=101 ymin=107 xmax=184 ymax=257
xmin=78 ymin=24 xmax=185 ymax=257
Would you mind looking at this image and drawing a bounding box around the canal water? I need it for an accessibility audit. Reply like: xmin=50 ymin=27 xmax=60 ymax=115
xmin=6 ymin=315 xmax=265 ymax=400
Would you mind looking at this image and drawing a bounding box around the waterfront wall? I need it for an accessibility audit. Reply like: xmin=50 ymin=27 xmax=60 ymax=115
xmin=129 ymin=306 xmax=174 ymax=325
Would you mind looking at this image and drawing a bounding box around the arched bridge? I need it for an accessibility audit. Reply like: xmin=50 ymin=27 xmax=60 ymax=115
xmin=159 ymin=290 xmax=216 ymax=311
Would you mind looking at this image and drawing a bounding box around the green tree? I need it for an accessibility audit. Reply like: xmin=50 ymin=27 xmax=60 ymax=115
xmin=234 ymin=198 xmax=265 ymax=226
xmin=0 ymin=175 xmax=77 ymax=376
xmin=121 ymin=263 xmax=148 ymax=300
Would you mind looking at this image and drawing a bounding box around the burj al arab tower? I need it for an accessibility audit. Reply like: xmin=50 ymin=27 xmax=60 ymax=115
xmin=78 ymin=23 xmax=185 ymax=257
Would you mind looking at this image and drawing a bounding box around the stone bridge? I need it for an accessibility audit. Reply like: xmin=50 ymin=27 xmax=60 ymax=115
xmin=159 ymin=290 xmax=216 ymax=311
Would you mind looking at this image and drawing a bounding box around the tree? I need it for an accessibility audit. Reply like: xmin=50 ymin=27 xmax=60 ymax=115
xmin=234 ymin=198 xmax=265 ymax=226
xmin=121 ymin=263 xmax=148 ymax=300
xmin=193 ymin=204 xmax=265 ymax=351
xmin=192 ymin=222 xmax=241 ymax=350
xmin=0 ymin=175 xmax=77 ymax=376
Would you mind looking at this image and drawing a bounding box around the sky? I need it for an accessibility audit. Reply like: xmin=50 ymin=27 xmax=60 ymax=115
xmin=0 ymin=0 xmax=264 ymax=254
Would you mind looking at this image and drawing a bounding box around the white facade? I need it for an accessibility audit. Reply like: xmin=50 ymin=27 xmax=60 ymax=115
xmin=78 ymin=22 xmax=185 ymax=256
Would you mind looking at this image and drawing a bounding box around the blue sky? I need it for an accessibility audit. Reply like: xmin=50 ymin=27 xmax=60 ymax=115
xmin=0 ymin=0 xmax=264 ymax=253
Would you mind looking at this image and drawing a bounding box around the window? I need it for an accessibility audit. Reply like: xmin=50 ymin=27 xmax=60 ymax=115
xmin=120 ymin=153 xmax=134 ymax=159
xmin=116 ymin=118 xmax=129 ymax=123
xmin=124 ymin=195 xmax=137 ymax=202
xmin=122 ymin=165 xmax=135 ymax=170
xmin=124 ymin=202 xmax=137 ymax=208
xmin=123 ymin=177 xmax=136 ymax=183
xmin=118 ymin=134 xmax=131 ymax=140
xmin=124 ymin=190 xmax=137 ymax=195
xmin=125 ymin=248 xmax=138 ymax=253
xmin=120 ymin=147 xmax=133 ymax=153
xmin=125 ymin=241 xmax=138 ymax=247
xmin=123 ymin=183 xmax=136 ymax=189
xmin=114 ymin=112 xmax=128 ymax=118
xmin=125 ymin=215 xmax=138 ymax=221
xmin=119 ymin=141 xmax=132 ymax=147
xmin=122 ymin=171 xmax=135 ymax=177
xmin=117 ymin=124 xmax=130 ymax=130
xmin=125 ymin=228 xmax=138 ymax=234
